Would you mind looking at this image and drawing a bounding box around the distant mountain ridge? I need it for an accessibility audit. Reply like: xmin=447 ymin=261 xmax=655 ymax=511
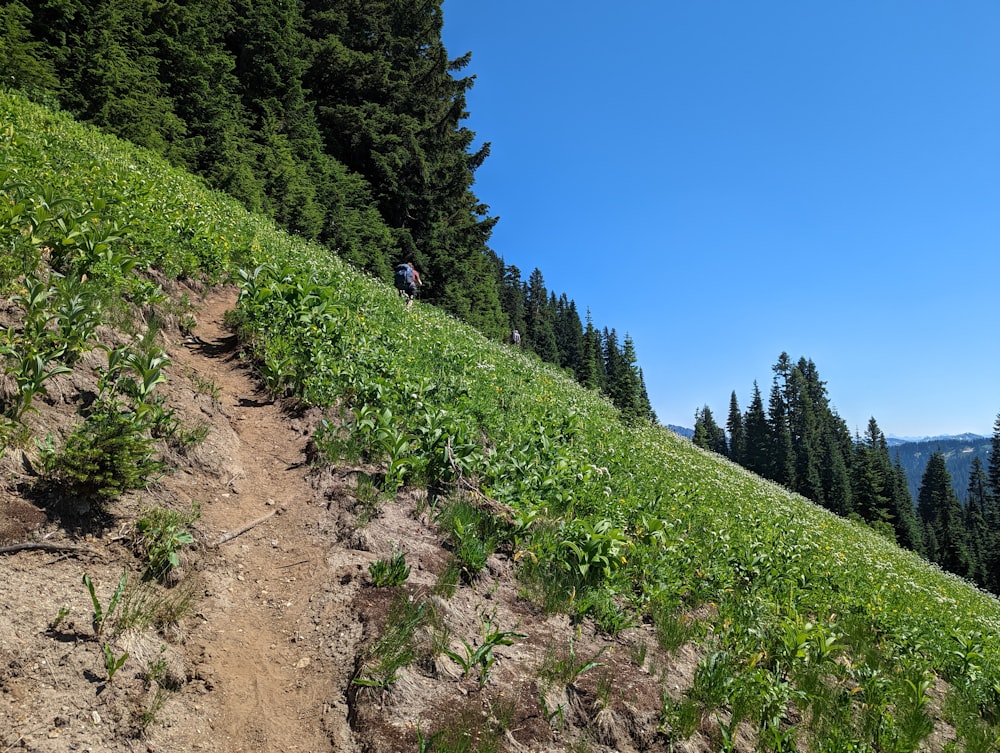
xmin=889 ymin=435 xmax=991 ymax=504
xmin=673 ymin=426 xmax=991 ymax=504
xmin=886 ymin=433 xmax=987 ymax=447
xmin=667 ymin=424 xmax=694 ymax=439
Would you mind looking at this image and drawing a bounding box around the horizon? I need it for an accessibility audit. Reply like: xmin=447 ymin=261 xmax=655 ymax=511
xmin=441 ymin=2 xmax=1000 ymax=438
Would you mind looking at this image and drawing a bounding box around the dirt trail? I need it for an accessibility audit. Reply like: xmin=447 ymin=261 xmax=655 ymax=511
xmin=162 ymin=288 xmax=351 ymax=753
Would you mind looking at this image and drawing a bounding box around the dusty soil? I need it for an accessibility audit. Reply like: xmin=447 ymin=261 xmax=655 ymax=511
xmin=0 ymin=287 xmax=713 ymax=753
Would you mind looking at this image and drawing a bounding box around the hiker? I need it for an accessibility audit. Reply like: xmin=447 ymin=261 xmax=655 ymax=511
xmin=393 ymin=261 xmax=422 ymax=308
xmin=511 ymin=329 xmax=521 ymax=346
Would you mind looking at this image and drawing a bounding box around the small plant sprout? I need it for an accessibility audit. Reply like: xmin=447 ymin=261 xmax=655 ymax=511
xmin=442 ymin=609 xmax=526 ymax=688
xmin=49 ymin=605 xmax=71 ymax=631
xmin=102 ymin=643 xmax=129 ymax=681
xmin=83 ymin=570 xmax=128 ymax=638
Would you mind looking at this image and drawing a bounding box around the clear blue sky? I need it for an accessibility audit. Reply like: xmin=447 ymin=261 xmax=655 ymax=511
xmin=441 ymin=1 xmax=999 ymax=438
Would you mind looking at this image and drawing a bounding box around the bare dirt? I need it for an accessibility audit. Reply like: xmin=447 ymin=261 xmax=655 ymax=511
xmin=0 ymin=287 xmax=712 ymax=753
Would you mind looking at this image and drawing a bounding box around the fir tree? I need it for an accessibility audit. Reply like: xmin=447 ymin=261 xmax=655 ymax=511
xmin=742 ymin=382 xmax=770 ymax=478
xmin=767 ymin=380 xmax=795 ymax=487
xmin=693 ymin=406 xmax=728 ymax=456
xmin=525 ymin=269 xmax=558 ymax=363
xmin=965 ymin=457 xmax=991 ymax=589
xmin=577 ymin=311 xmax=604 ymax=391
xmin=0 ymin=1 xmax=59 ymax=92
xmin=917 ymin=451 xmax=969 ymax=576
xmin=726 ymin=391 xmax=744 ymax=465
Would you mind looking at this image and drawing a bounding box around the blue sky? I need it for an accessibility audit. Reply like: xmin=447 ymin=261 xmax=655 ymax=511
xmin=441 ymin=1 xmax=999 ymax=438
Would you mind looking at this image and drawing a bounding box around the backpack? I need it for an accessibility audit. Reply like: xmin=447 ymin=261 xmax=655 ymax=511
xmin=394 ymin=263 xmax=413 ymax=290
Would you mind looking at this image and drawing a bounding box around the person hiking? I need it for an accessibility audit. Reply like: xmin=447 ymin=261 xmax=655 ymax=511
xmin=393 ymin=261 xmax=422 ymax=308
xmin=511 ymin=329 xmax=521 ymax=346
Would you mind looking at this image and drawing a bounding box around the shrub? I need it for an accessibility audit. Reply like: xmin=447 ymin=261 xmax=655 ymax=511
xmin=50 ymin=400 xmax=165 ymax=502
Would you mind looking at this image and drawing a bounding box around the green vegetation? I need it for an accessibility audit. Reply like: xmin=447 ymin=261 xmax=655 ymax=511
xmin=3 ymin=0 xmax=655 ymax=420
xmin=368 ymin=548 xmax=411 ymax=587
xmin=3 ymin=89 xmax=1000 ymax=750
xmin=698 ymin=362 xmax=1000 ymax=596
xmin=134 ymin=504 xmax=199 ymax=581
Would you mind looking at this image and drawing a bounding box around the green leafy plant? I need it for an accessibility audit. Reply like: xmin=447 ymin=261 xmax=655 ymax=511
xmin=442 ymin=610 xmax=525 ymax=689
xmin=82 ymin=570 xmax=127 ymax=638
xmin=352 ymin=597 xmax=428 ymax=693
xmin=538 ymin=632 xmax=607 ymax=688
xmin=102 ymin=643 xmax=129 ymax=681
xmin=369 ymin=548 xmax=411 ymax=587
xmin=134 ymin=504 xmax=199 ymax=581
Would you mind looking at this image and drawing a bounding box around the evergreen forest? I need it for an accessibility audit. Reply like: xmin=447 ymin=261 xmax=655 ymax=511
xmin=692 ymin=353 xmax=1000 ymax=596
xmin=0 ymin=0 xmax=655 ymax=422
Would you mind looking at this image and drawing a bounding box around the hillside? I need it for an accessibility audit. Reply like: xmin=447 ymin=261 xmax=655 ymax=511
xmin=3 ymin=91 xmax=1000 ymax=752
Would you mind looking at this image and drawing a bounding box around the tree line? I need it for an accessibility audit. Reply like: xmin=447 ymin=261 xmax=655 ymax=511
xmin=0 ymin=0 xmax=653 ymax=421
xmin=693 ymin=352 xmax=1000 ymax=594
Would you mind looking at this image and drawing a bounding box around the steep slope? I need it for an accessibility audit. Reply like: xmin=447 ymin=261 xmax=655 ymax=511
xmin=3 ymin=90 xmax=1000 ymax=752
xmin=0 ymin=286 xmax=708 ymax=753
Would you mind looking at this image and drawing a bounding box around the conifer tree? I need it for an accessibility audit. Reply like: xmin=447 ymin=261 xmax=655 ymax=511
xmin=820 ymin=429 xmax=853 ymax=517
xmin=693 ymin=406 xmax=728 ymax=456
xmin=890 ymin=458 xmax=921 ymax=552
xmin=0 ymin=1 xmax=59 ymax=92
xmin=965 ymin=457 xmax=991 ymax=589
xmin=498 ymin=263 xmax=527 ymax=337
xmin=637 ymin=369 xmax=657 ymax=423
xmin=602 ymin=328 xmax=624 ymax=405
xmin=577 ymin=312 xmax=604 ymax=391
xmin=917 ymin=451 xmax=969 ymax=576
xmin=742 ymin=382 xmax=770 ymax=478
xmin=726 ymin=392 xmax=744 ymax=464
xmin=988 ymin=412 xmax=1000 ymax=505
xmin=525 ymin=269 xmax=558 ymax=363
xmin=852 ymin=420 xmax=890 ymax=523
xmin=788 ymin=364 xmax=823 ymax=502
xmin=767 ymin=380 xmax=795 ymax=487
xmin=616 ymin=335 xmax=648 ymax=423
xmin=553 ymin=294 xmax=583 ymax=373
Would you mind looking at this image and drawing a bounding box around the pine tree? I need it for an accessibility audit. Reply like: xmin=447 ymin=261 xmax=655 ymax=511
xmin=726 ymin=391 xmax=744 ymax=465
xmin=498 ymin=263 xmax=527 ymax=338
xmin=917 ymin=451 xmax=969 ymax=576
xmin=852 ymin=420 xmax=890 ymax=524
xmin=820 ymin=429 xmax=852 ymax=517
xmin=964 ymin=457 xmax=990 ymax=589
xmin=525 ymin=269 xmax=558 ymax=363
xmin=787 ymin=364 xmax=823 ymax=502
xmin=890 ymin=458 xmax=921 ymax=552
xmin=577 ymin=311 xmax=604 ymax=391
xmin=637 ymin=369 xmax=657 ymax=423
xmin=742 ymin=382 xmax=771 ymax=478
xmin=767 ymin=380 xmax=795 ymax=487
xmin=301 ymin=0 xmax=504 ymax=335
xmin=0 ymin=1 xmax=59 ymax=92
xmin=988 ymin=412 xmax=1000 ymax=506
xmin=616 ymin=335 xmax=648 ymax=423
xmin=602 ymin=328 xmax=624 ymax=405
xmin=553 ymin=294 xmax=583 ymax=373
xmin=693 ymin=406 xmax=728 ymax=456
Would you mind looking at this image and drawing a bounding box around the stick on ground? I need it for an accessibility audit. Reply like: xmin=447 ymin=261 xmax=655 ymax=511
xmin=211 ymin=510 xmax=277 ymax=547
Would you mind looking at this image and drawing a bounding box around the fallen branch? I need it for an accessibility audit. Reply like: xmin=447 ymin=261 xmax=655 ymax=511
xmin=0 ymin=541 xmax=102 ymax=558
xmin=211 ymin=510 xmax=277 ymax=547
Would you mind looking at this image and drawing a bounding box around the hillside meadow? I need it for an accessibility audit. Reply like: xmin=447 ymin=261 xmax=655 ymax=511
xmin=2 ymin=90 xmax=1000 ymax=751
